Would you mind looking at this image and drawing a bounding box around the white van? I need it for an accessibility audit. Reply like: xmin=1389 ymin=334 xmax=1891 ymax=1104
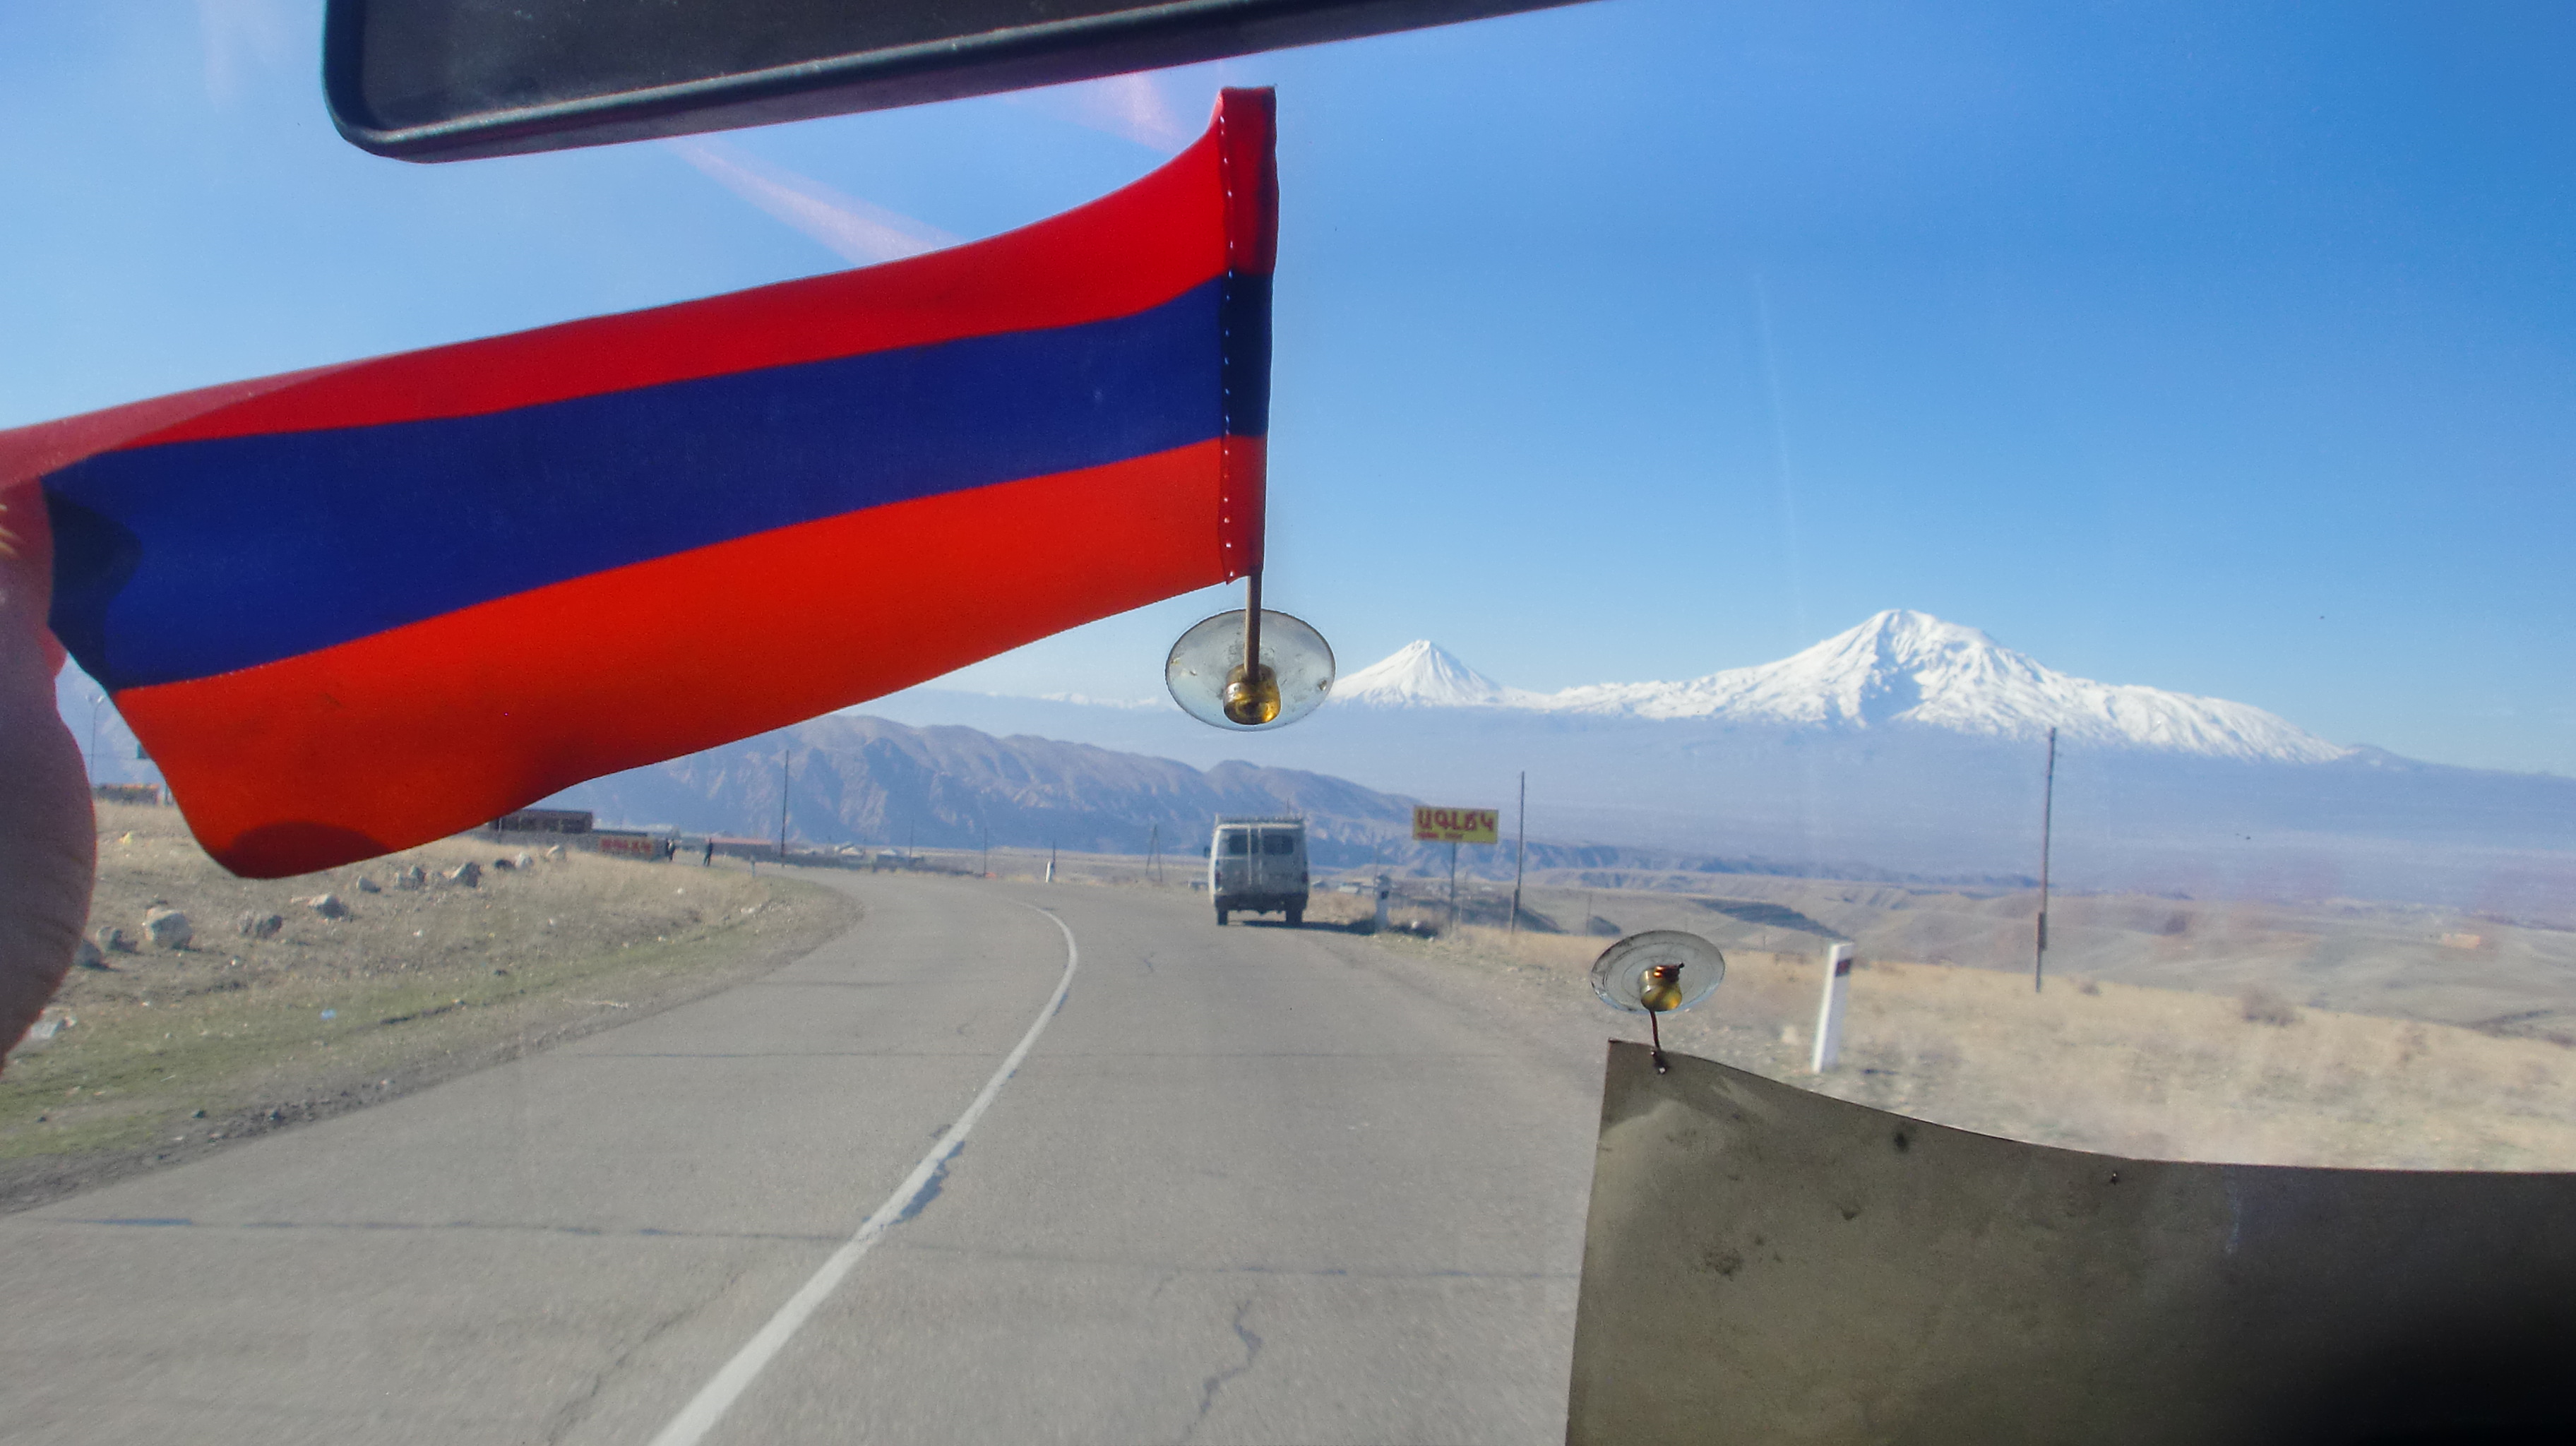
xmin=1209 ymin=816 xmax=1308 ymax=927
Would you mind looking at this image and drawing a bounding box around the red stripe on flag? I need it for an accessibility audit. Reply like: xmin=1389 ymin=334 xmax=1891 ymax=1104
xmin=4 ymin=92 xmax=1276 ymax=465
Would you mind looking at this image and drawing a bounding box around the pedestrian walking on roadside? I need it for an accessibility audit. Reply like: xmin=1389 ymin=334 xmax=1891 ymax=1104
xmin=702 ymin=838 xmax=715 ymax=866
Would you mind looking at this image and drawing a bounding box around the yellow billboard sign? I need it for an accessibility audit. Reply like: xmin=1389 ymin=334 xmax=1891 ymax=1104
xmin=1413 ymin=806 xmax=1499 ymax=844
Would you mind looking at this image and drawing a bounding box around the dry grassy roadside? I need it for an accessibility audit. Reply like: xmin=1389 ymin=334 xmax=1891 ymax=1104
xmin=1356 ymin=914 xmax=2576 ymax=1173
xmin=0 ymin=804 xmax=858 ymax=1211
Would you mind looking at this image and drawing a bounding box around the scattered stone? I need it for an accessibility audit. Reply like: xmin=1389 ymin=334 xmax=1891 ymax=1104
xmin=141 ymin=907 xmax=193 ymax=951
xmin=191 ymin=1109 xmax=206 ymax=1119
xmin=73 ymin=938 xmax=109 ymax=971
xmin=394 ymin=864 xmax=427 ymax=890
xmin=236 ymin=912 xmax=285 ymax=940
xmin=544 ymin=846 xmax=565 ymax=861
xmin=491 ymin=856 xmax=517 ymax=871
xmin=513 ymin=852 xmax=537 ymax=870
xmin=446 ymin=862 xmax=482 ymax=889
xmin=2240 ymin=986 xmax=2302 ymax=1027
xmin=93 ymin=925 xmax=134 ymax=954
xmin=299 ymin=893 xmax=351 ymax=920
xmin=356 ymin=876 xmax=383 ymax=894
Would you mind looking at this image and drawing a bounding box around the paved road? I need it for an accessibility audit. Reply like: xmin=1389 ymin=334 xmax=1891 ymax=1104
xmin=0 ymin=874 xmax=1606 ymax=1444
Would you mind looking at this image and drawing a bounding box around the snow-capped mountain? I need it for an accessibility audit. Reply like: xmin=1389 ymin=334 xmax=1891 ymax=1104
xmin=845 ymin=609 xmax=2573 ymax=913
xmin=1332 ymin=640 xmax=1537 ymax=708
xmin=1336 ymin=611 xmax=2349 ymax=765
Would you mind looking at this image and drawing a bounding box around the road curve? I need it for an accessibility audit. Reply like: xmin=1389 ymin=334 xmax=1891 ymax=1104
xmin=0 ymin=873 xmax=1605 ymax=1445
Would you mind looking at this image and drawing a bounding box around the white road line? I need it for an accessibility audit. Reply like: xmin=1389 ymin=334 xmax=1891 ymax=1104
xmin=645 ymin=902 xmax=1080 ymax=1446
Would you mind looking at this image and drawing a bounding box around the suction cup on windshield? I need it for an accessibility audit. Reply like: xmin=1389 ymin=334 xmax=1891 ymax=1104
xmin=1167 ymin=594 xmax=1335 ymax=731
xmin=1592 ymin=931 xmax=1726 ymax=1015
xmin=1592 ymin=931 xmax=1725 ymax=1075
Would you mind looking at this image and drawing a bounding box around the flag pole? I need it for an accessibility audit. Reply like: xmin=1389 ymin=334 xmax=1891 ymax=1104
xmin=1242 ymin=568 xmax=1263 ymax=696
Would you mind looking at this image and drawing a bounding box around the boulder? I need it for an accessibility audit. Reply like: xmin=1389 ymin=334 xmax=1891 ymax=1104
xmin=91 ymin=925 xmax=133 ymax=954
xmin=236 ymin=912 xmax=285 ymax=940
xmin=73 ymin=938 xmax=109 ymax=971
xmin=393 ymin=864 xmax=427 ymax=891
xmin=141 ymin=907 xmax=193 ymax=951
xmin=356 ymin=876 xmax=383 ymax=894
xmin=544 ymin=846 xmax=565 ymax=861
xmin=446 ymin=862 xmax=482 ymax=889
xmin=300 ymin=894 xmax=350 ymax=920
xmin=514 ymin=852 xmax=537 ymax=870
xmin=491 ymin=857 xmax=516 ymax=871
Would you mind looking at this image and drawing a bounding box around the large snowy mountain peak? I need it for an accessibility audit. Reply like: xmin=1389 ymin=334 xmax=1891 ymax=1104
xmin=1335 ymin=611 xmax=2350 ymax=764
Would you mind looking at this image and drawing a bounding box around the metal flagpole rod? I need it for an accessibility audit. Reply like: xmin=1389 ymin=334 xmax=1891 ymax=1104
xmin=1510 ymin=770 xmax=1527 ymax=938
xmin=2036 ymin=725 xmax=2056 ymax=993
xmin=1243 ymin=569 xmax=1262 ymax=687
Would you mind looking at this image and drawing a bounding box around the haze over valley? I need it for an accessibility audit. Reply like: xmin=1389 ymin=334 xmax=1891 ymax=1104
xmin=57 ymin=609 xmax=2576 ymax=919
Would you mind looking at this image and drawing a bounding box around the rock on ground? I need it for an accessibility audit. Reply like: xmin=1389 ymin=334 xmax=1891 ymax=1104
xmin=141 ymin=907 xmax=192 ymax=951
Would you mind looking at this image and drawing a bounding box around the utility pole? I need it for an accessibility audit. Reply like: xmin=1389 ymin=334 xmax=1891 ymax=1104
xmin=1509 ymin=770 xmax=1528 ymax=938
xmin=1148 ymin=821 xmax=1160 ymax=885
xmin=1046 ymin=841 xmax=1057 ymax=884
xmin=2035 ymin=726 xmax=2056 ymax=993
xmin=777 ymin=741 xmax=792 ymax=866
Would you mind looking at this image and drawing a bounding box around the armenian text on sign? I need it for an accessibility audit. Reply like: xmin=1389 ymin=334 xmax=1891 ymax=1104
xmin=1413 ymin=806 xmax=1500 ymax=844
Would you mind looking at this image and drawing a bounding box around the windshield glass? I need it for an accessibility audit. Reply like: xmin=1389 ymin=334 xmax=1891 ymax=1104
xmin=6 ymin=1 xmax=2572 ymax=1441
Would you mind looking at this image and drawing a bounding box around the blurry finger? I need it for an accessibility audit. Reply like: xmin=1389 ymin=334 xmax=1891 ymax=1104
xmin=0 ymin=480 xmax=95 ymax=1067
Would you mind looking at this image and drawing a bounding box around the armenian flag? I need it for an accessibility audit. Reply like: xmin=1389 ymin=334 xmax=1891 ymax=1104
xmin=3 ymin=89 xmax=1277 ymax=878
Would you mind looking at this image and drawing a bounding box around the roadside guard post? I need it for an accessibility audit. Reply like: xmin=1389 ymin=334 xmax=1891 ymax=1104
xmin=1811 ymin=942 xmax=1854 ymax=1073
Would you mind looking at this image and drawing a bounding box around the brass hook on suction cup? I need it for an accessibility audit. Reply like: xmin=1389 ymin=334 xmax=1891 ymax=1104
xmin=1640 ymin=962 xmax=1685 ymax=1072
xmin=1222 ymin=573 xmax=1282 ymax=726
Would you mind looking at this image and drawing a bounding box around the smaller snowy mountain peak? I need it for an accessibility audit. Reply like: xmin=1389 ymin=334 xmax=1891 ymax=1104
xmin=1334 ymin=640 xmax=1532 ymax=708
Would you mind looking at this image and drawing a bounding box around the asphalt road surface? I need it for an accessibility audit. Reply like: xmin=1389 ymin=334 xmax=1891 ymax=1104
xmin=0 ymin=873 xmax=1607 ymax=1444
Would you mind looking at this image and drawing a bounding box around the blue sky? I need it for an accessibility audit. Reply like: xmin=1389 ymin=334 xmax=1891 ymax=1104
xmin=10 ymin=1 xmax=2572 ymax=771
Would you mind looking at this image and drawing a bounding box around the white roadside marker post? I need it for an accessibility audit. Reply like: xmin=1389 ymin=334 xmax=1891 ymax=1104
xmin=1811 ymin=941 xmax=1854 ymax=1074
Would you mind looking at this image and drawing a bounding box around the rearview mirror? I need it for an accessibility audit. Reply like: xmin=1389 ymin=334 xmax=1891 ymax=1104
xmin=323 ymin=0 xmax=1588 ymax=161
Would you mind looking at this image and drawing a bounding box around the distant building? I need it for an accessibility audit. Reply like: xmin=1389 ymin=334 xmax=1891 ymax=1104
xmin=592 ymin=828 xmax=664 ymax=859
xmin=492 ymin=808 xmax=593 ymax=835
xmin=706 ymin=835 xmax=782 ymax=862
xmin=93 ymin=782 xmax=165 ymax=806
